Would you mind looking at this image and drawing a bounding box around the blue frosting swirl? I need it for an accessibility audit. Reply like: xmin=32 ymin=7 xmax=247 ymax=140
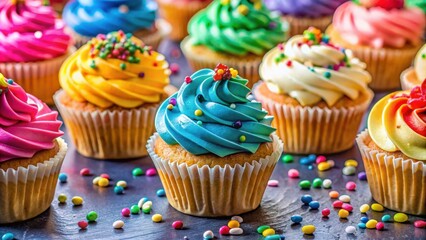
xmin=63 ymin=0 xmax=156 ymax=37
xmin=155 ymin=68 xmax=275 ymax=157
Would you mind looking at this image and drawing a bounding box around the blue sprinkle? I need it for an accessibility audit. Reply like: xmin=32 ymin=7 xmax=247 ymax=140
xmin=7 ymin=79 xmax=13 ymax=84
xmin=309 ymin=201 xmax=320 ymax=210
xmin=58 ymin=173 xmax=67 ymax=183
xmin=2 ymin=233 xmax=14 ymax=240
xmin=156 ymin=189 xmax=166 ymax=197
xmin=360 ymin=217 xmax=369 ymax=223
xmin=308 ymin=165 xmax=313 ymax=170
xmin=114 ymin=186 xmax=124 ymax=195
xmin=301 ymin=195 xmax=313 ymax=205
xmin=290 ymin=215 xmax=303 ymax=223
xmin=382 ymin=214 xmax=391 ymax=222
xmin=358 ymin=222 xmax=366 ymax=229
xmin=300 ymin=157 xmax=315 ymax=165
xmin=308 ymin=154 xmax=316 ymax=161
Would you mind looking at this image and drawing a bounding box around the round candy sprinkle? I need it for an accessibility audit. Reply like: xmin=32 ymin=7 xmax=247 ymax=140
xmin=86 ymin=211 xmax=98 ymax=222
xmin=170 ymin=63 xmax=180 ymax=74
xmin=78 ymin=220 xmax=88 ymax=230
xmin=345 ymin=226 xmax=356 ymax=234
xmin=312 ymin=178 xmax=322 ymax=188
xmin=138 ymin=198 xmax=149 ymax=208
xmin=338 ymin=209 xmax=349 ymax=218
xmin=322 ymin=208 xmax=330 ymax=217
xmin=301 ymin=225 xmax=316 ymax=235
xmin=291 ymin=215 xmax=303 ymax=223
xmin=268 ymin=180 xmax=279 ymax=187
xmin=172 ymin=221 xmax=184 ymax=230
xmin=156 ymin=188 xmax=166 ymax=197
xmin=239 ymin=135 xmax=246 ymax=142
xmin=114 ymin=186 xmax=124 ymax=195
xmin=230 ymin=228 xmax=244 ymax=235
xmin=131 ymin=205 xmax=140 ymax=214
xmin=301 ymin=194 xmax=313 ymax=205
xmin=121 ymin=208 xmax=131 ymax=217
xmin=132 ymin=167 xmax=144 ymax=176
xmin=309 ymin=201 xmax=320 ymax=210
xmin=257 ymin=225 xmax=271 ymax=234
xmin=58 ymin=173 xmax=68 ymax=183
xmin=80 ymin=168 xmax=91 ymax=176
xmin=332 ymin=200 xmax=343 ymax=208
xmin=300 ymin=157 xmax=315 ymax=165
xmin=299 ymin=180 xmax=311 ymax=189
xmin=231 ymin=216 xmax=243 ymax=223
xmin=152 ymin=214 xmax=162 ymax=223
xmin=344 ymin=159 xmax=358 ymax=167
xmin=219 ymin=226 xmax=230 ymax=235
xmin=315 ymin=155 xmax=326 ymax=164
xmin=345 ymin=181 xmax=357 ymax=191
xmin=393 ymin=213 xmax=408 ymax=223
xmin=203 ymin=230 xmax=214 ymax=239
xmin=142 ymin=201 xmax=153 ymax=208
xmin=342 ymin=166 xmax=356 ymax=176
xmin=382 ymin=214 xmax=391 ymax=222
xmin=339 ymin=195 xmax=351 ymax=203
xmin=116 ymin=180 xmax=127 ymax=188
xmin=1 ymin=233 xmax=14 ymax=240
xmin=72 ymin=196 xmax=83 ymax=206
xmin=326 ymin=159 xmax=335 ymax=167
xmin=322 ymin=179 xmax=332 ymax=188
xmin=287 ymin=169 xmax=299 ymax=178
xmin=142 ymin=206 xmax=151 ymax=214
xmin=98 ymin=177 xmax=109 ymax=187
xmin=262 ymin=228 xmax=275 ymax=237
xmin=146 ymin=168 xmax=157 ymax=176
xmin=317 ymin=162 xmax=331 ymax=171
xmin=265 ymin=235 xmax=285 ymax=240
xmin=414 ymin=220 xmax=426 ymax=228
xmin=329 ymin=191 xmax=339 ymax=199
xmin=228 ymin=220 xmax=240 ymax=228
xmin=371 ymin=203 xmax=384 ymax=212
xmin=366 ymin=219 xmax=378 ymax=229
xmin=360 ymin=204 xmax=370 ymax=213
xmin=194 ymin=109 xmax=203 ymax=116
xmin=100 ymin=173 xmax=110 ymax=179
xmin=358 ymin=172 xmax=367 ymax=180
xmin=376 ymin=222 xmax=385 ymax=230
xmin=58 ymin=193 xmax=67 ymax=203
xmin=342 ymin=203 xmax=353 ymax=212
xmin=360 ymin=217 xmax=369 ymax=223
xmin=358 ymin=222 xmax=366 ymax=229
xmin=113 ymin=220 xmax=124 ymax=229
xmin=92 ymin=176 xmax=101 ymax=185
xmin=282 ymin=154 xmax=293 ymax=163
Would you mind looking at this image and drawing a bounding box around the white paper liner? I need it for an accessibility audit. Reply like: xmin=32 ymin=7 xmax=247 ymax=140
xmin=147 ymin=133 xmax=283 ymax=217
xmin=0 ymin=138 xmax=67 ymax=224
xmin=54 ymin=90 xmax=159 ymax=159
xmin=0 ymin=50 xmax=73 ymax=105
xmin=281 ymin=15 xmax=332 ymax=37
xmin=400 ymin=68 xmax=420 ymax=91
xmin=253 ymin=82 xmax=373 ymax=154
xmin=356 ymin=130 xmax=426 ymax=215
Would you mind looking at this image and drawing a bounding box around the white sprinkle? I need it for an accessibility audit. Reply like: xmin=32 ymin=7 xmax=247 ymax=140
xmin=34 ymin=31 xmax=42 ymax=39
xmin=142 ymin=201 xmax=152 ymax=209
xmin=267 ymin=180 xmax=279 ymax=187
xmin=92 ymin=176 xmax=101 ymax=185
xmin=230 ymin=103 xmax=236 ymax=109
xmin=322 ymin=179 xmax=332 ymax=189
xmin=229 ymin=227 xmax=244 ymax=235
xmin=339 ymin=195 xmax=351 ymax=203
xmin=345 ymin=226 xmax=356 ymax=234
xmin=113 ymin=220 xmax=124 ymax=229
xmin=231 ymin=216 xmax=243 ymax=223
xmin=203 ymin=230 xmax=214 ymax=239
xmin=118 ymin=4 xmax=129 ymax=13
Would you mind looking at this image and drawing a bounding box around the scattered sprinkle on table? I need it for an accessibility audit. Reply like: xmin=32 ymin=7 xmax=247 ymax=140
xmin=98 ymin=177 xmax=109 ymax=187
xmin=366 ymin=219 xmax=378 ymax=229
xmin=329 ymin=191 xmax=339 ymax=199
xmin=371 ymin=203 xmax=384 ymax=212
xmin=342 ymin=166 xmax=356 ymax=176
xmin=228 ymin=219 xmax=240 ymax=228
xmin=322 ymin=208 xmax=330 ymax=217
xmin=291 ymin=215 xmax=303 ymax=223
xmin=116 ymin=180 xmax=127 ymax=188
xmin=301 ymin=194 xmax=313 ymax=204
xmin=72 ymin=196 xmax=83 ymax=206
xmin=131 ymin=205 xmax=140 ymax=214
xmin=299 ymin=180 xmax=311 ymax=189
xmin=156 ymin=188 xmax=166 ymax=197
xmin=113 ymin=220 xmax=124 ymax=229
xmin=360 ymin=204 xmax=370 ymax=213
xmin=121 ymin=208 xmax=131 ymax=217
xmin=268 ymin=180 xmax=279 ymax=187
xmin=203 ymin=230 xmax=214 ymax=239
xmin=172 ymin=221 xmax=184 ymax=230
xmin=132 ymin=167 xmax=144 ymax=176
xmin=219 ymin=226 xmax=230 ymax=235
xmin=287 ymin=169 xmax=299 ymax=178
xmin=58 ymin=193 xmax=67 ymax=203
xmin=345 ymin=226 xmax=356 ymax=234
xmin=345 ymin=181 xmax=357 ymax=191
xmin=393 ymin=213 xmax=408 ymax=223
xmin=80 ymin=168 xmax=91 ymax=176
xmin=309 ymin=201 xmax=320 ymax=210
xmin=78 ymin=221 xmax=88 ymax=230
xmin=376 ymin=222 xmax=385 ymax=230
xmin=114 ymin=186 xmax=124 ymax=195
xmin=1 ymin=233 xmax=14 ymax=240
xmin=146 ymin=168 xmax=157 ymax=176
xmin=301 ymin=225 xmax=316 ymax=235
xmin=382 ymin=214 xmax=391 ymax=222
xmin=322 ymin=179 xmax=332 ymax=188
xmin=230 ymin=228 xmax=244 ymax=235
xmin=152 ymin=214 xmax=162 ymax=223
xmin=86 ymin=211 xmax=98 ymax=222
xmin=231 ymin=216 xmax=243 ymax=223
xmin=262 ymin=228 xmax=275 ymax=237
xmin=282 ymin=154 xmax=293 ymax=163
xmin=58 ymin=173 xmax=68 ymax=183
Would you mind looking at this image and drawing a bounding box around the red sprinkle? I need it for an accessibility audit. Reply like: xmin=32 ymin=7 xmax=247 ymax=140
xmin=345 ymin=181 xmax=357 ymax=191
xmin=78 ymin=220 xmax=88 ymax=229
xmin=219 ymin=226 xmax=230 ymax=235
xmin=287 ymin=169 xmax=299 ymax=178
xmin=146 ymin=168 xmax=157 ymax=177
xmin=322 ymin=208 xmax=331 ymax=217
xmin=170 ymin=63 xmax=180 ymax=74
xmin=332 ymin=200 xmax=343 ymax=208
xmin=153 ymin=62 xmax=158 ymax=67
xmin=315 ymin=155 xmax=326 ymax=164
xmin=172 ymin=221 xmax=184 ymax=230
xmin=121 ymin=208 xmax=131 ymax=217
xmin=100 ymin=173 xmax=110 ymax=179
xmin=342 ymin=203 xmax=353 ymax=212
xmin=80 ymin=168 xmax=91 ymax=176
xmin=376 ymin=222 xmax=385 ymax=230
xmin=185 ymin=76 xmax=192 ymax=84
xmin=286 ymin=60 xmax=292 ymax=67
xmin=414 ymin=220 xmax=426 ymax=228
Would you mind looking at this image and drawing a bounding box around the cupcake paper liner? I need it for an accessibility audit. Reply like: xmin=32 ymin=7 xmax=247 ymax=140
xmin=0 ymin=50 xmax=73 ymax=105
xmin=147 ymin=133 xmax=283 ymax=217
xmin=254 ymin=83 xmax=373 ymax=154
xmin=181 ymin=37 xmax=262 ymax=88
xmin=54 ymin=90 xmax=159 ymax=159
xmin=400 ymin=68 xmax=420 ymax=91
xmin=0 ymin=138 xmax=67 ymax=224
xmin=356 ymin=130 xmax=426 ymax=216
xmin=281 ymin=15 xmax=332 ymax=37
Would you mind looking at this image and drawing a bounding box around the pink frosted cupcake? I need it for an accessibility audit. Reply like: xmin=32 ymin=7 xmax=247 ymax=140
xmin=0 ymin=0 xmax=73 ymax=104
xmin=327 ymin=0 xmax=425 ymax=90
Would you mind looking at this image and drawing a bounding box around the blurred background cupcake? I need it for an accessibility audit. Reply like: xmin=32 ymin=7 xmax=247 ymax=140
xmin=148 ymin=64 xmax=283 ymax=217
xmin=356 ymin=80 xmax=426 ymax=215
xmin=328 ymin=0 xmax=425 ymax=91
xmin=156 ymin=0 xmax=212 ymax=41
xmin=55 ymin=31 xmax=174 ymax=159
xmin=63 ymin=0 xmax=171 ymax=48
xmin=0 ymin=0 xmax=73 ymax=104
xmin=401 ymin=44 xmax=426 ymax=90
xmin=255 ymin=27 xmax=373 ymax=154
xmin=407 ymin=0 xmax=426 ymax=13
xmin=264 ymin=0 xmax=347 ymax=37
xmin=0 ymin=74 xmax=67 ymax=223
xmin=181 ymin=0 xmax=289 ymax=87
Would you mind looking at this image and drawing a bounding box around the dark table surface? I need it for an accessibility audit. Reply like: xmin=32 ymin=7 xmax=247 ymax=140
xmin=1 ymin=40 xmax=425 ymax=240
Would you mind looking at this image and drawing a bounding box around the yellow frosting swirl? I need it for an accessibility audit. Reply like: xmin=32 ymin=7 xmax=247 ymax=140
xmin=259 ymin=29 xmax=372 ymax=107
xmin=60 ymin=31 xmax=170 ymax=108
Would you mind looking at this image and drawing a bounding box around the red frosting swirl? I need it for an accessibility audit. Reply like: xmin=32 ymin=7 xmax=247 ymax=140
xmin=0 ymin=80 xmax=63 ymax=162
xmin=0 ymin=1 xmax=71 ymax=63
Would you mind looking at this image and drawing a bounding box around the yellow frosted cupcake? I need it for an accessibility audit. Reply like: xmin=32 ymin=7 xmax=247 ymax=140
xmin=356 ymin=80 xmax=426 ymax=215
xmin=401 ymin=44 xmax=426 ymax=91
xmin=55 ymin=31 xmax=173 ymax=159
xmin=147 ymin=64 xmax=283 ymax=217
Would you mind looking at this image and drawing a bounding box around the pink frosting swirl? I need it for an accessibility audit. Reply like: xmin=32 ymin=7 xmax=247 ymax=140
xmin=0 ymin=1 xmax=71 ymax=63
xmin=0 ymin=81 xmax=63 ymax=162
xmin=332 ymin=2 xmax=425 ymax=48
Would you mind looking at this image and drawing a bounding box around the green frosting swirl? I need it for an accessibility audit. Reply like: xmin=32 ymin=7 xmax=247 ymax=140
xmin=187 ymin=0 xmax=288 ymax=56
xmin=407 ymin=0 xmax=426 ymax=14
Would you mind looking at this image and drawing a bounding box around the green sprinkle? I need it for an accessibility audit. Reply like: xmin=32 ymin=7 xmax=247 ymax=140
xmin=280 ymin=53 xmax=285 ymax=58
xmin=324 ymin=72 xmax=331 ymax=79
xmin=197 ymin=121 xmax=202 ymax=126
xmin=312 ymin=178 xmax=322 ymax=188
xmin=299 ymin=180 xmax=311 ymax=189
xmin=422 ymin=53 xmax=426 ymax=59
xmin=86 ymin=211 xmax=98 ymax=222
xmin=132 ymin=167 xmax=144 ymax=176
xmin=131 ymin=205 xmax=140 ymax=214
xmin=282 ymin=154 xmax=294 ymax=163
xmin=90 ymin=60 xmax=96 ymax=69
xmin=239 ymin=135 xmax=246 ymax=142
xmin=257 ymin=225 xmax=271 ymax=234
xmin=120 ymin=63 xmax=126 ymax=70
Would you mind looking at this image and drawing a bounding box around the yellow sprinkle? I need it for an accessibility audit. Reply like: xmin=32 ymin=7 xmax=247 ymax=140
xmin=366 ymin=219 xmax=378 ymax=229
xmin=344 ymin=159 xmax=358 ymax=167
xmin=359 ymin=204 xmax=370 ymax=213
xmin=194 ymin=109 xmax=203 ymax=116
xmin=167 ymin=104 xmax=174 ymax=110
xmin=220 ymin=0 xmax=230 ymax=5
xmin=254 ymin=2 xmax=262 ymax=10
xmin=217 ymin=69 xmax=224 ymax=75
xmin=228 ymin=220 xmax=240 ymax=229
xmin=239 ymin=135 xmax=246 ymax=142
xmin=317 ymin=162 xmax=331 ymax=171
xmin=0 ymin=73 xmax=7 ymax=88
xmin=237 ymin=5 xmax=249 ymax=15
xmin=71 ymin=196 xmax=84 ymax=206
xmin=230 ymin=68 xmax=238 ymax=78
xmin=152 ymin=214 xmax=162 ymax=223
xmin=98 ymin=177 xmax=109 ymax=187
xmin=301 ymin=225 xmax=316 ymax=235
xmin=262 ymin=228 xmax=275 ymax=237
xmin=338 ymin=209 xmax=349 ymax=218
xmin=371 ymin=203 xmax=384 ymax=212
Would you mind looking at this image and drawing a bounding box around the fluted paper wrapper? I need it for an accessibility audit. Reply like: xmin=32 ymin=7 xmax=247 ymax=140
xmin=0 ymin=138 xmax=67 ymax=224
xmin=400 ymin=68 xmax=420 ymax=91
xmin=147 ymin=133 xmax=283 ymax=217
xmin=282 ymin=15 xmax=332 ymax=37
xmin=356 ymin=130 xmax=426 ymax=216
xmin=54 ymin=90 xmax=158 ymax=159
xmin=181 ymin=37 xmax=262 ymax=88
xmin=0 ymin=50 xmax=72 ymax=105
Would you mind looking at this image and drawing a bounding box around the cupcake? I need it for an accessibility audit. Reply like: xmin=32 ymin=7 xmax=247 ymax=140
xmin=147 ymin=64 xmax=283 ymax=217
xmin=401 ymin=44 xmax=426 ymax=90
xmin=55 ymin=31 xmax=173 ymax=159
xmin=407 ymin=0 xmax=426 ymax=13
xmin=181 ymin=0 xmax=289 ymax=88
xmin=356 ymin=80 xmax=426 ymax=215
xmin=63 ymin=0 xmax=171 ymax=48
xmin=255 ymin=27 xmax=373 ymax=154
xmin=0 ymin=74 xmax=67 ymax=223
xmin=0 ymin=0 xmax=73 ymax=104
xmin=264 ymin=0 xmax=347 ymax=37
xmin=156 ymin=0 xmax=212 ymax=41
xmin=327 ymin=1 xmax=425 ymax=91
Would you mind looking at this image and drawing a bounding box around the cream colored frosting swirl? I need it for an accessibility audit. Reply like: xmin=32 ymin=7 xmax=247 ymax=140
xmin=259 ymin=31 xmax=372 ymax=107
xmin=414 ymin=44 xmax=426 ymax=82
